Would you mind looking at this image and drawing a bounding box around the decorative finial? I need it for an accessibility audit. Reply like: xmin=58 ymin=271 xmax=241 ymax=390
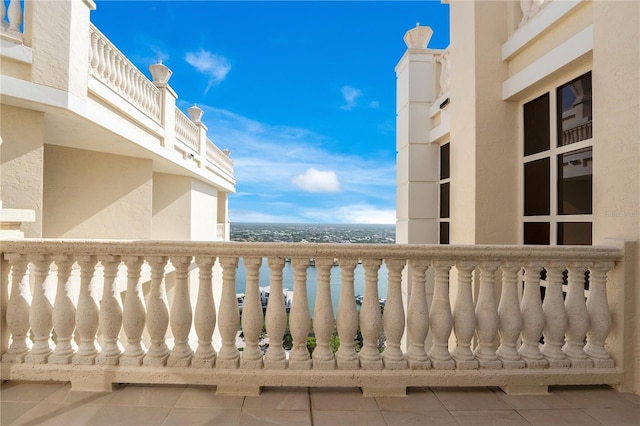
xmin=416 ymin=22 xmax=420 ymax=27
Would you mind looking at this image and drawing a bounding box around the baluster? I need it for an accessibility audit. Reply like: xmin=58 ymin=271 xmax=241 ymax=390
xmin=192 ymin=257 xmax=217 ymax=367
xmin=264 ymin=257 xmax=287 ymax=368
xmin=563 ymin=263 xmax=593 ymax=367
xmin=49 ymin=256 xmax=77 ymax=364
xmin=7 ymin=0 xmax=22 ymax=36
xmin=167 ymin=256 xmax=193 ymax=366
xmin=124 ymin=63 xmax=133 ymax=100
xmin=217 ymin=257 xmax=240 ymax=368
xmin=584 ymin=262 xmax=615 ymax=367
xmin=96 ymin=256 xmax=123 ymax=365
xmin=114 ymin=56 xmax=124 ymax=91
xmin=289 ymin=258 xmax=312 ymax=369
xmin=451 ymin=261 xmax=478 ymax=369
xmin=382 ymin=259 xmax=407 ymax=369
xmin=313 ymin=258 xmax=336 ymax=369
xmin=359 ymin=259 xmax=383 ymax=369
xmin=335 ymin=258 xmax=359 ymax=369
xmin=429 ymin=261 xmax=455 ymax=369
xmin=96 ymin=39 xmax=106 ymax=76
xmin=144 ymin=256 xmax=170 ymax=366
xmin=120 ymin=256 xmax=146 ymax=366
xmin=103 ymin=46 xmax=113 ymax=83
xmin=496 ymin=262 xmax=525 ymax=368
xmin=2 ymin=254 xmax=31 ymax=363
xmin=541 ymin=263 xmax=570 ymax=367
xmin=406 ymin=259 xmax=431 ymax=369
xmin=25 ymin=255 xmax=53 ymax=363
xmin=73 ymin=256 xmax=100 ymax=364
xmin=519 ymin=263 xmax=548 ymax=368
xmin=240 ymin=257 xmax=263 ymax=369
xmin=475 ymin=261 xmax=502 ymax=368
xmin=89 ymin=31 xmax=99 ymax=72
xmin=1 ymin=2 xmax=6 ymax=30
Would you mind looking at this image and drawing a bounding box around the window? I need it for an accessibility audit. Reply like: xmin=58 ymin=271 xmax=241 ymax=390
xmin=439 ymin=143 xmax=450 ymax=244
xmin=522 ymin=72 xmax=593 ymax=245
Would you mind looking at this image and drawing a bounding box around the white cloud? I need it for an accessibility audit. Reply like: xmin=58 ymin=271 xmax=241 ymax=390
xmin=292 ymin=168 xmax=342 ymax=193
xmin=303 ymin=204 xmax=396 ymax=224
xmin=369 ymin=100 xmax=380 ymax=109
xmin=340 ymin=85 xmax=362 ymax=110
xmin=185 ymin=49 xmax=231 ymax=91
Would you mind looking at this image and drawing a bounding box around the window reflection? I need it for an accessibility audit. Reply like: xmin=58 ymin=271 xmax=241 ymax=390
xmin=557 ymin=72 xmax=592 ymax=147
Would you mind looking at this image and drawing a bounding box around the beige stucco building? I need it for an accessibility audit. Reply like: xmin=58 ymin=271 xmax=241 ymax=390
xmin=1 ymin=0 xmax=235 ymax=242
xmin=396 ymin=0 xmax=639 ymax=394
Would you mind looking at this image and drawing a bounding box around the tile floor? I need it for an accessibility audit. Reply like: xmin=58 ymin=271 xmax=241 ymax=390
xmin=1 ymin=381 xmax=639 ymax=425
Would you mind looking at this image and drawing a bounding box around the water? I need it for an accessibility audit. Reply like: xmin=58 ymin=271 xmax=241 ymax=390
xmin=234 ymin=258 xmax=389 ymax=317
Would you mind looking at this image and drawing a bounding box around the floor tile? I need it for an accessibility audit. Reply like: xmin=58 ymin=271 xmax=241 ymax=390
xmin=8 ymin=402 xmax=104 ymax=426
xmin=239 ymin=408 xmax=311 ymax=425
xmin=243 ymin=387 xmax=310 ymax=411
xmin=174 ymin=385 xmax=245 ymax=410
xmin=43 ymin=383 xmax=121 ymax=405
xmin=162 ymin=408 xmax=241 ymax=425
xmin=617 ymin=391 xmax=640 ymax=407
xmin=376 ymin=389 xmax=446 ymax=411
xmin=432 ymin=387 xmax=512 ymax=411
xmin=517 ymin=408 xmax=602 ymax=426
xmin=381 ymin=410 xmax=458 ymax=426
xmin=583 ymin=407 xmax=640 ymax=426
xmin=0 ymin=381 xmax=67 ymax=402
xmin=310 ymin=387 xmax=379 ymax=412
xmin=312 ymin=410 xmax=387 ymax=426
xmin=450 ymin=409 xmax=531 ymax=426
xmin=1 ymin=401 xmax=37 ymax=425
xmin=107 ymin=384 xmax=186 ymax=407
xmin=551 ymin=385 xmax=638 ymax=409
xmin=494 ymin=389 xmax=575 ymax=410
xmin=88 ymin=404 xmax=172 ymax=426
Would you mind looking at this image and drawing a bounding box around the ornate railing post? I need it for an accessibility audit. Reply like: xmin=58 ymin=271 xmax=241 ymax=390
xmin=312 ymin=258 xmax=336 ymax=370
xmin=2 ymin=254 xmax=31 ymax=363
xmin=144 ymin=256 xmax=170 ymax=366
xmin=359 ymin=258 xmax=383 ymax=369
xmin=519 ymin=263 xmax=548 ymax=368
xmin=264 ymin=257 xmax=287 ymax=369
xmin=382 ymin=259 xmax=407 ymax=369
xmin=335 ymin=258 xmax=360 ymax=369
xmin=429 ymin=260 xmax=455 ymax=369
xmin=49 ymin=255 xmax=77 ymax=364
xmin=96 ymin=256 xmax=123 ymax=365
xmin=563 ymin=263 xmax=593 ymax=367
xmin=475 ymin=261 xmax=502 ymax=368
xmin=73 ymin=256 xmax=99 ymax=365
xmin=451 ymin=261 xmax=478 ymax=369
xmin=406 ymin=259 xmax=431 ymax=369
xmin=121 ymin=256 xmax=146 ymax=366
xmin=25 ymin=255 xmax=53 ymax=364
xmin=289 ymin=258 xmax=312 ymax=369
xmin=216 ymin=257 xmax=240 ymax=368
xmin=168 ymin=256 xmax=194 ymax=367
xmin=496 ymin=262 xmax=525 ymax=368
xmin=192 ymin=257 xmax=217 ymax=368
xmin=541 ymin=263 xmax=570 ymax=368
xmin=240 ymin=257 xmax=264 ymax=369
xmin=585 ymin=262 xmax=615 ymax=367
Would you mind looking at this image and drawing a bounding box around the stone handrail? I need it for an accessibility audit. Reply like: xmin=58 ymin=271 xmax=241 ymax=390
xmin=206 ymin=140 xmax=234 ymax=176
xmin=174 ymin=109 xmax=199 ymax=152
xmin=88 ymin=24 xmax=161 ymax=123
xmin=0 ymin=240 xmax=623 ymax=395
xmin=0 ymin=0 xmax=23 ymax=42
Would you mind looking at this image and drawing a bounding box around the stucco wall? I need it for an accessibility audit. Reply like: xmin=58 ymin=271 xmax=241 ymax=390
xmin=0 ymin=105 xmax=45 ymax=237
xmin=190 ymin=178 xmax=218 ymax=241
xmin=43 ymin=145 xmax=152 ymax=239
xmin=152 ymin=173 xmax=192 ymax=240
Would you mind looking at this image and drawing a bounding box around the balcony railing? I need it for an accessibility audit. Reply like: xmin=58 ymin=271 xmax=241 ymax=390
xmin=0 ymin=0 xmax=23 ymax=42
xmin=0 ymin=240 xmax=623 ymax=396
xmin=175 ymin=109 xmax=200 ymax=153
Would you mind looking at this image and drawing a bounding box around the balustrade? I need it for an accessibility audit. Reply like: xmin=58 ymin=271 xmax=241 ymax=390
xmin=175 ymin=109 xmax=200 ymax=153
xmin=88 ymin=25 xmax=161 ymax=124
xmin=1 ymin=0 xmax=23 ymax=41
xmin=0 ymin=240 xmax=623 ymax=394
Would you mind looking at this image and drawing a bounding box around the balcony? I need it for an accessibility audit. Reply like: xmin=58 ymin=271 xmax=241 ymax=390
xmin=0 ymin=239 xmax=628 ymax=398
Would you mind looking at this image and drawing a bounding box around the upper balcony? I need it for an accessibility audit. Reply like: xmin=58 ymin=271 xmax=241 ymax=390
xmin=0 ymin=0 xmax=234 ymax=193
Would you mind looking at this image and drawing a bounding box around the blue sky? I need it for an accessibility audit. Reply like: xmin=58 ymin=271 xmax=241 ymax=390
xmin=91 ymin=1 xmax=450 ymax=224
